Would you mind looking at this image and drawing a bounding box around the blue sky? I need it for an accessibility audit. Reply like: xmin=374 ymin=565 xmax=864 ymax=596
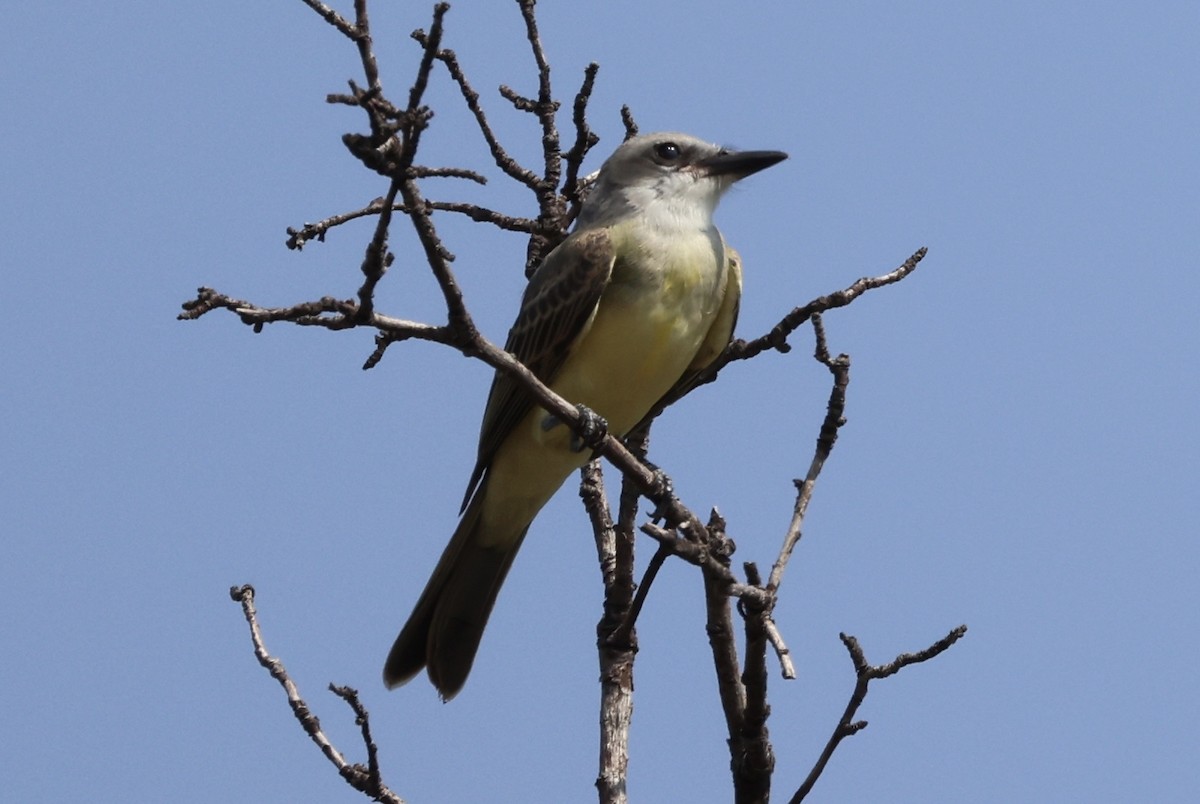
xmin=3 ymin=1 xmax=1197 ymax=801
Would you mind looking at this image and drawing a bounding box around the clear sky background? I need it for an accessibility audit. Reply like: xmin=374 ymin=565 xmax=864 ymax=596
xmin=3 ymin=2 xmax=1197 ymax=802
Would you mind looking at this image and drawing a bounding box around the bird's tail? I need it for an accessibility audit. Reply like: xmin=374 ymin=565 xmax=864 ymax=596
xmin=383 ymin=481 xmax=528 ymax=700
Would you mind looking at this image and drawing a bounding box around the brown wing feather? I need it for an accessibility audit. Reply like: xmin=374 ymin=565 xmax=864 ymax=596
xmin=460 ymin=227 xmax=615 ymax=510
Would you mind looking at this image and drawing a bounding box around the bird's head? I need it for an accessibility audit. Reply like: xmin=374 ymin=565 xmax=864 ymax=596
xmin=577 ymin=132 xmax=787 ymax=231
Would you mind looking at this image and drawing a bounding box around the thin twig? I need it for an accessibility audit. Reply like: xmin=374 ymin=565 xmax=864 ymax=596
xmin=620 ymin=105 xmax=638 ymax=139
xmin=789 ymin=626 xmax=969 ymax=803
xmin=355 ymin=179 xmax=400 ymax=321
xmin=353 ymin=0 xmax=382 ymax=92
xmin=733 ymin=248 xmax=927 ymax=361
xmin=562 ymin=63 xmax=601 ymax=208
xmin=768 ymin=314 xmax=851 ymax=591
xmin=410 ymin=165 xmax=488 ymax=182
xmin=329 ymin=684 xmax=393 ymax=800
xmin=297 ymin=0 xmax=358 ymax=39
xmin=430 ymin=46 xmax=538 ymax=188
xmin=605 ymin=543 xmax=669 ymax=648
xmin=404 ymin=3 xmax=447 ymax=117
xmin=764 ymin=617 xmax=796 ymax=680
xmin=286 ymin=198 xmax=533 ymax=251
xmin=515 ymin=0 xmax=562 ymax=195
xmin=228 ymin=585 xmax=404 ymax=804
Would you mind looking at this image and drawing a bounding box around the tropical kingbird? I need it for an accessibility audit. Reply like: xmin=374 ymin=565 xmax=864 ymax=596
xmin=384 ymin=132 xmax=787 ymax=698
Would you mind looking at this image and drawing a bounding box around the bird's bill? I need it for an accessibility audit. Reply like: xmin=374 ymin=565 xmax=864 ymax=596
xmin=698 ymin=148 xmax=788 ymax=181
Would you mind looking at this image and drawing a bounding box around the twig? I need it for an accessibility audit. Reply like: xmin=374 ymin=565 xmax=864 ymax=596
xmin=353 ymin=0 xmax=383 ymax=92
xmin=562 ymin=63 xmax=601 ymax=208
xmin=328 ymin=684 xmax=391 ymax=798
xmin=789 ymin=626 xmax=969 ymax=803
xmin=354 ymin=178 xmax=400 ymax=321
xmin=297 ymin=0 xmax=358 ymax=40
xmin=768 ymin=314 xmax=851 ymax=591
xmin=764 ymin=617 xmax=796 ymax=680
xmin=427 ymin=45 xmax=538 ymax=189
xmin=178 ymin=287 xmax=453 ymax=343
xmin=620 ymin=105 xmax=638 ymax=139
xmin=733 ymin=248 xmax=926 ymax=361
xmin=228 ymin=585 xmax=404 ymax=804
xmin=404 ymin=4 xmax=446 ymax=119
xmin=515 ymin=0 xmax=562 ymax=197
xmin=286 ymin=198 xmax=533 ymax=251
xmin=605 ymin=543 xmax=669 ymax=649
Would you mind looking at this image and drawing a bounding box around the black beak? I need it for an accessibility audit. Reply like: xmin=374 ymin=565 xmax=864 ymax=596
xmin=699 ymin=148 xmax=788 ymax=181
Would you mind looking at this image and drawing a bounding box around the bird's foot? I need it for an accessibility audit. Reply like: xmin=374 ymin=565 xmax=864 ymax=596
xmin=540 ymin=404 xmax=609 ymax=453
xmin=571 ymin=404 xmax=609 ymax=452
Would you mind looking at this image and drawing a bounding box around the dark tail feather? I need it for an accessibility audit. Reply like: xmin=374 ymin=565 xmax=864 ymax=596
xmin=383 ymin=484 xmax=527 ymax=700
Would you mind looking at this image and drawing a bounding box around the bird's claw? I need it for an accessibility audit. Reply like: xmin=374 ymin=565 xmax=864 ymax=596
xmin=540 ymin=404 xmax=609 ymax=453
xmin=570 ymin=404 xmax=608 ymax=452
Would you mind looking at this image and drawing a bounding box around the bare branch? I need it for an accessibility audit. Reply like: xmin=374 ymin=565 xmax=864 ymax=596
xmin=430 ymin=45 xmax=539 ymax=188
xmin=353 ymin=0 xmax=383 ymax=92
xmin=198 ymin=6 xmax=953 ymax=804
xmin=354 ymin=178 xmax=400 ymax=321
xmin=297 ymin=0 xmax=359 ymax=40
xmin=606 ymin=542 xmax=669 ymax=649
xmin=410 ymin=165 xmax=488 ymax=182
xmin=581 ymin=461 xmax=615 ymax=593
xmin=734 ymin=247 xmax=927 ymax=361
xmin=583 ymin=462 xmax=632 ymax=804
xmin=422 ymin=201 xmax=535 ymax=231
xmin=620 ymin=105 xmax=639 ymax=139
xmin=562 ymin=63 xmax=602 ymax=208
xmin=698 ymin=514 xmax=744 ymax=730
xmin=228 ymin=585 xmax=404 ymax=804
xmin=328 ymin=684 xmax=392 ymax=800
xmin=286 ymin=197 xmax=533 ymax=251
xmin=764 ymin=617 xmax=796 ymax=680
xmin=405 ymin=3 xmax=448 ymax=115
xmin=178 ymin=287 xmax=454 ymax=346
xmin=736 ymin=563 xmax=776 ymax=803
xmin=639 ymin=248 xmax=926 ymax=419
xmin=768 ymin=314 xmax=851 ymax=591
xmin=515 ymin=0 xmax=563 ymax=191
xmin=789 ymin=626 xmax=969 ymax=803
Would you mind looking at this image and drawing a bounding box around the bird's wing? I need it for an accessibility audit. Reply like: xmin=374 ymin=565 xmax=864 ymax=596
xmin=460 ymin=227 xmax=616 ymax=511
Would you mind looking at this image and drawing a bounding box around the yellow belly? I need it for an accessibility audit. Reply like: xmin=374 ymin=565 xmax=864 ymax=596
xmin=478 ymin=244 xmax=726 ymax=545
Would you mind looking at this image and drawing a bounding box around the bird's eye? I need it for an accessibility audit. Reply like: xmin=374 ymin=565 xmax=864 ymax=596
xmin=653 ymin=141 xmax=682 ymax=163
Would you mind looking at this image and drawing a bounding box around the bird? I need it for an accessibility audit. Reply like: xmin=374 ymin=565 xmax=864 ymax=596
xmin=384 ymin=131 xmax=787 ymax=699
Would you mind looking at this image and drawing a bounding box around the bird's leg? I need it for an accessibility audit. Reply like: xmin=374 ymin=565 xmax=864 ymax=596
xmin=539 ymin=404 xmax=609 ymax=452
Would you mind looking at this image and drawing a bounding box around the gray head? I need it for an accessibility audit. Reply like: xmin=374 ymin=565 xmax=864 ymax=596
xmin=576 ymin=132 xmax=787 ymax=230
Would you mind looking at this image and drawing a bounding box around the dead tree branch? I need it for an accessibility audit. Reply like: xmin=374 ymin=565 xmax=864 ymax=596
xmin=789 ymin=626 xmax=969 ymax=803
xmin=229 ymin=585 xmax=404 ymax=804
xmin=188 ymin=3 xmax=958 ymax=803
